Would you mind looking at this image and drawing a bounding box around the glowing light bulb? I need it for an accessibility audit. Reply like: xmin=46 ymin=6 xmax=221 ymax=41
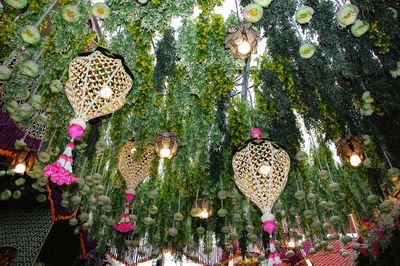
xmin=99 ymin=85 xmax=113 ymax=99
xmin=237 ymin=40 xmax=251 ymax=55
xmin=14 ymin=162 xmax=26 ymax=174
xmin=258 ymin=163 xmax=271 ymax=176
xmin=350 ymin=154 xmax=361 ymax=167
xmin=130 ymin=147 xmax=136 ymax=154
xmin=159 ymin=147 xmax=171 ymax=159
xmin=199 ymin=210 xmax=209 ymax=219
xmin=287 ymin=240 xmax=296 ymax=249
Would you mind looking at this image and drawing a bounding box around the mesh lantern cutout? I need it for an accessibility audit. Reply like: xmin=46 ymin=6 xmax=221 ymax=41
xmin=225 ymin=23 xmax=259 ymax=60
xmin=232 ymin=129 xmax=290 ymax=234
xmin=336 ymin=136 xmax=364 ymax=167
xmin=115 ymin=141 xmax=155 ymax=233
xmin=44 ymin=49 xmax=133 ymax=186
xmin=155 ymin=132 xmax=179 ymax=159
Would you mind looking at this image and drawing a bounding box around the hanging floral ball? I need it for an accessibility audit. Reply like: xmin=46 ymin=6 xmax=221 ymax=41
xmin=311 ymin=220 xmax=322 ymax=229
xmin=322 ymin=222 xmax=330 ymax=230
xmin=303 ymin=209 xmax=313 ymax=219
xmin=129 ymin=214 xmax=137 ymax=221
xmin=61 ymin=199 xmax=69 ymax=207
xmin=362 ymin=91 xmax=374 ymax=104
xmin=351 ymin=20 xmax=369 ymax=37
xmin=37 ymin=152 xmax=50 ymax=163
xmin=326 ymin=245 xmax=334 ymax=252
xmin=289 ymin=206 xmax=297 ymax=215
xmin=242 ymin=4 xmax=263 ymax=23
xmin=93 ymin=173 xmax=103 ymax=184
xmin=14 ymin=177 xmax=25 ymax=186
xmin=88 ymin=196 xmax=96 ymax=204
xmin=294 ymin=190 xmax=305 ymax=200
xmin=62 ymin=5 xmax=80 ymax=22
xmin=232 ymin=213 xmax=241 ymax=222
xmin=89 ymin=205 xmax=97 ymax=212
xmin=367 ymin=194 xmax=379 ymax=205
xmin=99 ymin=214 xmax=107 ymax=222
xmin=285 ymin=250 xmax=295 ymax=258
xmin=341 ymin=251 xmax=349 ymax=258
xmin=69 ymin=217 xmax=79 ymax=226
xmin=295 ymin=150 xmax=308 ymax=161
xmin=307 ymin=193 xmax=317 ymax=203
xmin=299 ymin=43 xmax=316 ymax=59
xmin=217 ymin=190 xmax=227 ymax=199
xmin=217 ymin=208 xmax=228 ymax=217
xmin=390 ymin=62 xmax=400 ymax=78
xmin=258 ymin=254 xmax=266 ymax=262
xmin=388 ymin=167 xmax=400 ymax=177
xmin=21 ymin=25 xmax=41 ymax=45
xmin=330 ymin=215 xmax=340 ymax=225
xmin=1 ymin=190 xmax=12 ymax=200
xmin=326 ymin=201 xmax=336 ymax=211
xmin=328 ymin=233 xmax=339 ymax=240
xmin=0 ymin=65 xmax=12 ymax=80
xmin=360 ymin=103 xmax=375 ymax=116
xmin=95 ymin=140 xmax=107 ymax=152
xmin=102 ymin=205 xmax=112 ymax=212
xmin=97 ymin=195 xmax=111 ymax=205
xmin=21 ymin=60 xmax=39 ymax=77
xmin=82 ymin=221 xmax=93 ymax=230
xmin=50 ymin=79 xmax=63 ymax=93
xmin=80 ymin=185 xmax=90 ymax=196
xmin=341 ymin=235 xmax=352 ymax=244
xmin=296 ymin=6 xmax=314 ymax=24
xmin=75 ymin=177 xmax=85 ymax=187
xmin=196 ymin=226 xmax=205 ymax=235
xmin=34 ymin=113 xmax=47 ymax=126
xmin=31 ymin=94 xmax=42 ymax=110
xmin=92 ymin=3 xmax=110 ymax=19
xmin=246 ymin=224 xmax=254 ymax=232
xmin=274 ymin=200 xmax=283 ymax=211
xmin=379 ymin=200 xmax=394 ymax=212
xmin=144 ymin=217 xmax=154 ymax=225
xmin=71 ymin=195 xmax=82 ymax=205
xmin=308 ymin=248 xmax=316 ymax=254
xmin=247 ymin=233 xmax=258 ymax=242
xmin=5 ymin=0 xmax=27 ymax=9
xmin=168 ymin=227 xmax=178 ymax=237
xmin=190 ymin=207 xmax=201 ymax=217
xmin=329 ymin=182 xmax=340 ymax=192
xmin=79 ymin=212 xmax=89 ymax=222
xmin=149 ymin=205 xmax=158 ymax=215
xmin=254 ymin=0 xmax=273 ymax=8
xmin=318 ymin=169 xmax=329 ymax=180
xmin=363 ymin=157 xmax=372 ymax=168
xmin=12 ymin=190 xmax=21 ymax=200
xmin=174 ymin=212 xmax=184 ymax=221
xmin=221 ymin=225 xmax=230 ymax=234
xmin=337 ymin=4 xmax=359 ymax=27
xmin=229 ymin=232 xmax=239 ymax=240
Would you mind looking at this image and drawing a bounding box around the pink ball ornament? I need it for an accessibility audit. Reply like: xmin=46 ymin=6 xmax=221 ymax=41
xmin=67 ymin=124 xmax=85 ymax=139
xmin=250 ymin=128 xmax=263 ymax=140
xmin=262 ymin=220 xmax=276 ymax=235
xmin=124 ymin=193 xmax=135 ymax=203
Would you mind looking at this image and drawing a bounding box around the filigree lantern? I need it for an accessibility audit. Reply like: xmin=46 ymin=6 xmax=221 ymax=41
xmin=155 ymin=132 xmax=179 ymax=159
xmin=336 ymin=136 xmax=364 ymax=167
xmin=232 ymin=128 xmax=290 ymax=265
xmin=115 ymin=141 xmax=155 ymax=233
xmin=44 ymin=48 xmax=133 ymax=186
xmin=225 ymin=23 xmax=259 ymax=60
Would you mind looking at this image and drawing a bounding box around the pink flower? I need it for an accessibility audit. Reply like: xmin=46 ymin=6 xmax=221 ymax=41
xmin=395 ymin=220 xmax=400 ymax=231
xmin=360 ymin=248 xmax=368 ymax=256
xmin=124 ymin=193 xmax=135 ymax=203
xmin=114 ymin=222 xmax=133 ymax=233
xmin=372 ymin=249 xmax=380 ymax=256
xmin=372 ymin=241 xmax=379 ymax=249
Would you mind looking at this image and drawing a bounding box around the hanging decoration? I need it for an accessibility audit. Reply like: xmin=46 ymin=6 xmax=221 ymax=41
xmin=337 ymin=3 xmax=359 ymax=28
xmin=336 ymin=136 xmax=365 ymax=167
xmin=154 ymin=132 xmax=179 ymax=159
xmin=296 ymin=6 xmax=315 ymax=24
xmin=242 ymin=4 xmax=264 ymax=23
xmin=191 ymin=199 xmax=213 ymax=220
xmin=44 ymin=49 xmax=133 ymax=186
xmin=11 ymin=148 xmax=36 ymax=175
xmin=115 ymin=140 xmax=155 ymax=233
xmin=232 ymin=128 xmax=290 ymax=243
xmin=225 ymin=23 xmax=259 ymax=60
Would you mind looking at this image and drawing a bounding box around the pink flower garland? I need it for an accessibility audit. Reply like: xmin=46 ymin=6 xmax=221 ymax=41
xmin=114 ymin=193 xmax=135 ymax=233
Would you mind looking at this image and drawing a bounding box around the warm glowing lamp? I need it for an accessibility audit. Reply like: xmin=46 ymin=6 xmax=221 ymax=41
xmin=99 ymin=85 xmax=113 ymax=99
xmin=159 ymin=147 xmax=172 ymax=159
xmin=258 ymin=163 xmax=272 ymax=176
xmin=350 ymin=153 xmax=362 ymax=167
xmin=237 ymin=40 xmax=252 ymax=55
xmin=14 ymin=162 xmax=26 ymax=174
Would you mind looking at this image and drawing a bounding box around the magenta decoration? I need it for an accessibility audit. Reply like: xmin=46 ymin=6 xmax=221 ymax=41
xmin=250 ymin=127 xmax=263 ymax=141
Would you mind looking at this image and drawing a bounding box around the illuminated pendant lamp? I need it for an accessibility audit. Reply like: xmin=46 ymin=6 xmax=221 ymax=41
xmin=336 ymin=136 xmax=364 ymax=167
xmin=44 ymin=48 xmax=133 ymax=186
xmin=115 ymin=140 xmax=155 ymax=233
xmin=232 ymin=128 xmax=290 ymax=264
xmin=155 ymin=132 xmax=179 ymax=159
xmin=225 ymin=23 xmax=259 ymax=60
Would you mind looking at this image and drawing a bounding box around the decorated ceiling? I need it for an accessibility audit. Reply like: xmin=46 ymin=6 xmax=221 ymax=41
xmin=0 ymin=0 xmax=399 ymax=265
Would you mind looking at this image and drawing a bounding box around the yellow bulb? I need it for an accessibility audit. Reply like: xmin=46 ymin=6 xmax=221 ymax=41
xmin=199 ymin=210 xmax=209 ymax=219
xmin=14 ymin=162 xmax=26 ymax=174
xmin=350 ymin=154 xmax=361 ymax=167
xmin=258 ymin=164 xmax=271 ymax=176
xmin=99 ymin=86 xmax=113 ymax=99
xmin=159 ymin=147 xmax=171 ymax=158
xmin=130 ymin=147 xmax=136 ymax=154
xmin=287 ymin=240 xmax=296 ymax=249
xmin=237 ymin=41 xmax=251 ymax=55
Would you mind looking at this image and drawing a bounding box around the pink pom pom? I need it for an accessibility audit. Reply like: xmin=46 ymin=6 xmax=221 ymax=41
xmin=250 ymin=128 xmax=263 ymax=140
xmin=67 ymin=124 xmax=85 ymax=140
xmin=262 ymin=220 xmax=276 ymax=235
xmin=124 ymin=193 xmax=135 ymax=203
xmin=114 ymin=222 xmax=133 ymax=233
xmin=67 ymin=142 xmax=75 ymax=149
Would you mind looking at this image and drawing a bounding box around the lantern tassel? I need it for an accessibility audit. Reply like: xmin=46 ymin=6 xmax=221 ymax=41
xmin=43 ymin=119 xmax=85 ymax=186
xmin=114 ymin=190 xmax=135 ymax=233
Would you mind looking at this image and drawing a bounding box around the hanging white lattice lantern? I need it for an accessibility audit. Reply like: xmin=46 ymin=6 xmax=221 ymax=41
xmin=232 ymin=128 xmax=290 ymax=238
xmin=114 ymin=141 xmax=155 ymax=233
xmin=44 ymin=49 xmax=133 ymax=186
